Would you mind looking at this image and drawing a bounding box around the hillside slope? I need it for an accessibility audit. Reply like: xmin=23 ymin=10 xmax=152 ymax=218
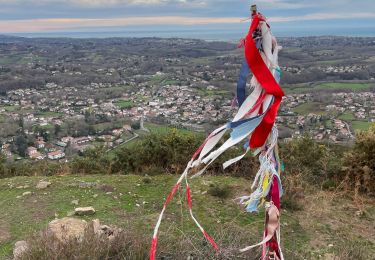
xmin=0 ymin=175 xmax=374 ymax=259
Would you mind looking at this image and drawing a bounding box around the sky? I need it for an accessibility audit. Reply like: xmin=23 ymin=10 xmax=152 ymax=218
xmin=0 ymin=0 xmax=374 ymax=39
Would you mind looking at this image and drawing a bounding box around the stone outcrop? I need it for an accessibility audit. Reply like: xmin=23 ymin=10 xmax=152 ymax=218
xmin=36 ymin=181 xmax=51 ymax=189
xmin=47 ymin=217 xmax=88 ymax=242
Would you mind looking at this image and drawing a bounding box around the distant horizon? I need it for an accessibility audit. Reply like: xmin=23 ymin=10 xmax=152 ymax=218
xmin=2 ymin=27 xmax=375 ymax=42
xmin=1 ymin=1 xmax=375 ymax=42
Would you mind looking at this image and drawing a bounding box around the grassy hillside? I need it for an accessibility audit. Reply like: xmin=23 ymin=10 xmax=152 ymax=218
xmin=0 ymin=175 xmax=374 ymax=259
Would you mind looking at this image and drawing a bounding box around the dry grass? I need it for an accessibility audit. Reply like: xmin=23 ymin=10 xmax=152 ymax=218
xmin=21 ymin=226 xmax=148 ymax=260
xmin=20 ymin=223 xmax=262 ymax=260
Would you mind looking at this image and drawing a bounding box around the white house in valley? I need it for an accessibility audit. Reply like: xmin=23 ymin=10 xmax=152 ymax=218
xmin=47 ymin=150 xmax=65 ymax=160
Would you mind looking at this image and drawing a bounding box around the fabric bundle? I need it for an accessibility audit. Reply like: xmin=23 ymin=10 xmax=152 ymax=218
xmin=151 ymin=10 xmax=284 ymax=260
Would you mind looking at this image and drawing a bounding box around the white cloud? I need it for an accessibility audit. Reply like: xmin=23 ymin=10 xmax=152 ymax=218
xmin=0 ymin=0 xmax=206 ymax=7
xmin=0 ymin=16 xmax=240 ymax=33
xmin=270 ymin=12 xmax=375 ymax=22
xmin=1 ymin=11 xmax=374 ymax=33
xmin=255 ymin=0 xmax=312 ymax=9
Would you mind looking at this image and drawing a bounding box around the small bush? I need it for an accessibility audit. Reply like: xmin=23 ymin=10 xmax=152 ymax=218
xmin=321 ymin=179 xmax=336 ymax=191
xmin=71 ymin=146 xmax=113 ymax=175
xmin=208 ymin=183 xmax=231 ymax=199
xmin=281 ymin=195 xmax=303 ymax=211
xmin=142 ymin=177 xmax=152 ymax=184
xmin=113 ymin=129 xmax=204 ymax=174
xmin=342 ymin=124 xmax=375 ymax=195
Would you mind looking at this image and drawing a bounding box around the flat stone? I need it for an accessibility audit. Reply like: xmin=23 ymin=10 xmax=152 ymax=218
xmin=16 ymin=185 xmax=28 ymax=189
xmin=71 ymin=200 xmax=79 ymax=205
xmin=75 ymin=207 xmax=96 ymax=216
xmin=22 ymin=192 xmax=31 ymax=196
xmin=36 ymin=181 xmax=51 ymax=189
xmin=13 ymin=240 xmax=29 ymax=259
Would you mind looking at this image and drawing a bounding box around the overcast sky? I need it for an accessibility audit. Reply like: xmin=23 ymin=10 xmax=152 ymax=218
xmin=0 ymin=0 xmax=374 ymax=37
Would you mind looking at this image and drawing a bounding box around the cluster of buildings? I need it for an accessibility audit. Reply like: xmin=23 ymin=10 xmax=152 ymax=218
xmin=1 ymin=76 xmax=374 ymax=160
xmin=120 ymin=84 xmax=233 ymax=130
xmin=320 ymin=65 xmax=367 ymax=74
xmin=278 ymin=92 xmax=374 ymax=142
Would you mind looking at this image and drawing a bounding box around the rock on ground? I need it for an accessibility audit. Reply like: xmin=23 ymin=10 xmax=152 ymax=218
xmin=36 ymin=181 xmax=51 ymax=189
xmin=75 ymin=207 xmax=96 ymax=216
xmin=47 ymin=217 xmax=87 ymax=242
xmin=88 ymin=219 xmax=122 ymax=242
xmin=13 ymin=240 xmax=29 ymax=260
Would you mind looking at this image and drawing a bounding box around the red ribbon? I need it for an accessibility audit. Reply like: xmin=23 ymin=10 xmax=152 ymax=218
xmin=268 ymin=175 xmax=281 ymax=255
xmin=244 ymin=15 xmax=284 ymax=148
xmin=150 ymin=237 xmax=158 ymax=260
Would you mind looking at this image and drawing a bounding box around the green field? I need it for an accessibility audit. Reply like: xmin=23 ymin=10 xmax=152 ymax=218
xmin=318 ymin=82 xmax=372 ymax=90
xmin=293 ymin=102 xmax=326 ymax=115
xmin=162 ymin=80 xmax=179 ymax=85
xmin=0 ymin=54 xmax=45 ymax=65
xmin=32 ymin=124 xmax=54 ymax=131
xmin=352 ymin=121 xmax=373 ymax=130
xmin=285 ymin=82 xmax=373 ymax=94
xmin=143 ymin=122 xmax=199 ymax=135
xmin=196 ymin=88 xmax=230 ymax=97
xmin=338 ymin=113 xmax=356 ymax=121
xmin=0 ymin=106 xmax=19 ymax=112
xmin=114 ymin=100 xmax=134 ymax=109
xmin=149 ymin=74 xmax=166 ymax=84
xmin=36 ymin=111 xmax=64 ymax=118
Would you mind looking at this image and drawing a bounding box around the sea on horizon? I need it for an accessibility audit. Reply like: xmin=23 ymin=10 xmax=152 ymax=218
xmin=5 ymin=26 xmax=375 ymax=42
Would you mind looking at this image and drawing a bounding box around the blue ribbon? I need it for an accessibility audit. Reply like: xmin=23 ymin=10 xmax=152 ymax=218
xmin=236 ymin=61 xmax=250 ymax=107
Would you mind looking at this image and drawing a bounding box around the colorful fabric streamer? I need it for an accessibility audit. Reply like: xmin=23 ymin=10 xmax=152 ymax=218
xmin=151 ymin=9 xmax=284 ymax=260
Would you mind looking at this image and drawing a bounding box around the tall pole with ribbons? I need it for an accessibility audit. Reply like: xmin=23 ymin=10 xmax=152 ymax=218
xmin=151 ymin=4 xmax=284 ymax=260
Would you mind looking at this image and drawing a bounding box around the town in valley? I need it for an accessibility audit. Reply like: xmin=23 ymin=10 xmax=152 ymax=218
xmin=0 ymin=36 xmax=374 ymax=161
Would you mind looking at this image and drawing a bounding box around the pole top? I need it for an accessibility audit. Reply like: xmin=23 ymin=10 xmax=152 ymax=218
xmin=251 ymin=4 xmax=257 ymax=13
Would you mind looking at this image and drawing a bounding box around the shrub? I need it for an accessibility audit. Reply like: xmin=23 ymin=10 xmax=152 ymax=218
xmin=280 ymin=135 xmax=343 ymax=185
xmin=113 ymin=129 xmax=203 ymax=174
xmin=281 ymin=194 xmax=303 ymax=211
xmin=321 ymin=179 xmax=336 ymax=191
xmin=71 ymin=146 xmax=113 ymax=175
xmin=342 ymin=124 xmax=375 ymax=195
